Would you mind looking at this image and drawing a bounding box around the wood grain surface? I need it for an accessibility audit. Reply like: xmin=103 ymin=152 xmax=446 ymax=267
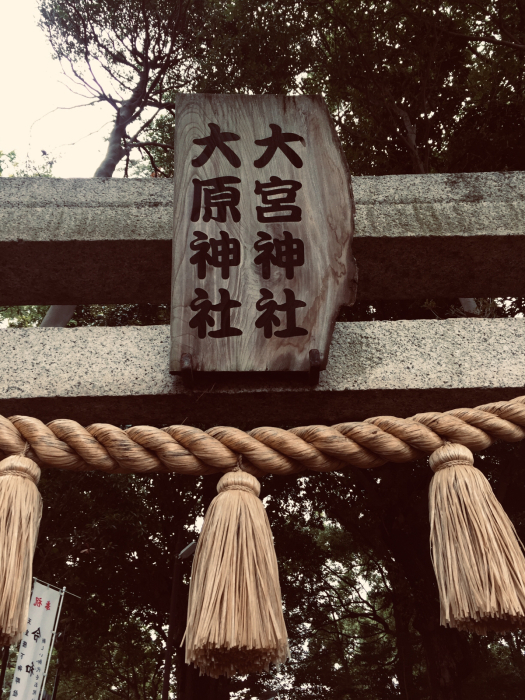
xmin=170 ymin=94 xmax=356 ymax=373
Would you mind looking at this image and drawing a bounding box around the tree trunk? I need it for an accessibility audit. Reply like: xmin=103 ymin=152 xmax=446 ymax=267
xmin=329 ymin=467 xmax=472 ymax=699
xmin=385 ymin=535 xmax=471 ymax=700
xmin=93 ymin=118 xmax=126 ymax=177
xmin=94 ymin=70 xmax=149 ymax=178
xmin=390 ymin=103 xmax=427 ymax=175
xmin=391 ymin=585 xmax=418 ymax=700
xmin=413 ymin=615 xmax=470 ymax=700
xmin=40 ymin=305 xmax=77 ymax=328
xmin=379 ymin=473 xmax=472 ymax=700
xmin=0 ymin=646 xmax=10 ymax=693
xmin=459 ymin=298 xmax=479 ymax=314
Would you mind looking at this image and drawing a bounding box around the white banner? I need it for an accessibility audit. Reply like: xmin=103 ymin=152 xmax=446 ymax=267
xmin=9 ymin=581 xmax=63 ymax=700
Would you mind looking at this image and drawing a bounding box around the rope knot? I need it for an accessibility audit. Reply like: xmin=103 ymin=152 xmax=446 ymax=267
xmin=429 ymin=443 xmax=474 ymax=473
xmin=217 ymin=471 xmax=261 ymax=497
xmin=0 ymin=455 xmax=41 ymax=485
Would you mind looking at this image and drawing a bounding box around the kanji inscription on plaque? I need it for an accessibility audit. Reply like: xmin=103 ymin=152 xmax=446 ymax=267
xmin=170 ymin=94 xmax=357 ymax=373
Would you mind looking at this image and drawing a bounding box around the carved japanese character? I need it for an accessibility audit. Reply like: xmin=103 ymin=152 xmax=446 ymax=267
xmin=254 ymin=176 xmax=302 ymax=222
xmin=254 ymin=124 xmax=305 ymax=168
xmin=254 ymin=231 xmax=304 ymax=280
xmin=190 ymin=231 xmax=241 ymax=280
xmin=189 ymin=288 xmax=242 ymax=339
xmin=192 ymin=123 xmax=241 ymax=167
xmin=191 ymin=177 xmax=241 ymax=223
xmin=255 ymin=288 xmax=308 ymax=338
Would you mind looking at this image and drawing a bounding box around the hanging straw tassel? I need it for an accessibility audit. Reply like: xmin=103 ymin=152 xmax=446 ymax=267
xmin=429 ymin=442 xmax=525 ymax=634
xmin=0 ymin=454 xmax=42 ymax=646
xmin=184 ymin=470 xmax=289 ymax=678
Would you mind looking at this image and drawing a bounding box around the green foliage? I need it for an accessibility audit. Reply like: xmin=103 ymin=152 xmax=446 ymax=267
xmin=30 ymin=468 xmax=205 ymax=699
xmin=270 ymin=508 xmax=426 ymax=699
xmin=0 ymin=304 xmax=169 ymax=329
xmin=292 ymin=0 xmax=467 ymax=174
xmin=38 ymin=0 xmax=198 ymax=77
xmin=0 ymin=151 xmax=16 ymax=176
xmin=39 ymin=621 xmax=163 ymax=700
xmin=0 ymin=306 xmax=50 ymax=327
xmin=70 ymin=304 xmax=170 ymax=327
xmin=0 ymin=150 xmax=56 ymax=178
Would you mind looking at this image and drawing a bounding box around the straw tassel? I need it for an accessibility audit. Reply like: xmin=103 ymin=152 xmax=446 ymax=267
xmin=184 ymin=470 xmax=289 ymax=678
xmin=0 ymin=454 xmax=42 ymax=646
xmin=429 ymin=442 xmax=525 ymax=634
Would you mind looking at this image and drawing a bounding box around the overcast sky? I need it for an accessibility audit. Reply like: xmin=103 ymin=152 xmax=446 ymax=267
xmin=0 ymin=0 xmax=115 ymax=177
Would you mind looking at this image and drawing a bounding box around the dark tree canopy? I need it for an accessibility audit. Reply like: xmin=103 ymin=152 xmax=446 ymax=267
xmin=140 ymin=0 xmax=525 ymax=177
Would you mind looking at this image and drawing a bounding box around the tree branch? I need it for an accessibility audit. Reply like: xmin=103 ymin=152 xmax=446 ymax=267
xmin=129 ymin=141 xmax=174 ymax=150
xmin=438 ymin=28 xmax=525 ymax=52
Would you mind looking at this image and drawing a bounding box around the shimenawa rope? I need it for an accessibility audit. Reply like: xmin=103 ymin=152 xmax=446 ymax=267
xmin=1 ymin=396 xmax=525 ymax=476
xmin=2 ymin=396 xmax=525 ymax=659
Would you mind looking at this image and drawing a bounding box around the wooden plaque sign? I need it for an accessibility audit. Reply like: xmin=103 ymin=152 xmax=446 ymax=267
xmin=170 ymin=94 xmax=357 ymax=376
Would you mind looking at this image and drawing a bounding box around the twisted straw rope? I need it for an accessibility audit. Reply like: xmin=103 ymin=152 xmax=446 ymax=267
xmin=1 ymin=396 xmax=525 ymax=478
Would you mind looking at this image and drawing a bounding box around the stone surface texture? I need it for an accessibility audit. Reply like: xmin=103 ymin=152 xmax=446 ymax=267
xmin=1 ymin=319 xmax=524 ymax=427
xmin=1 ymin=171 xmax=523 ymax=303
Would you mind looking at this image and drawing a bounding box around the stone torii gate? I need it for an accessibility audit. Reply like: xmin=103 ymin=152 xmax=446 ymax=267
xmin=1 ymin=168 xmax=525 ymax=700
xmin=0 ymin=170 xmax=523 ymax=426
